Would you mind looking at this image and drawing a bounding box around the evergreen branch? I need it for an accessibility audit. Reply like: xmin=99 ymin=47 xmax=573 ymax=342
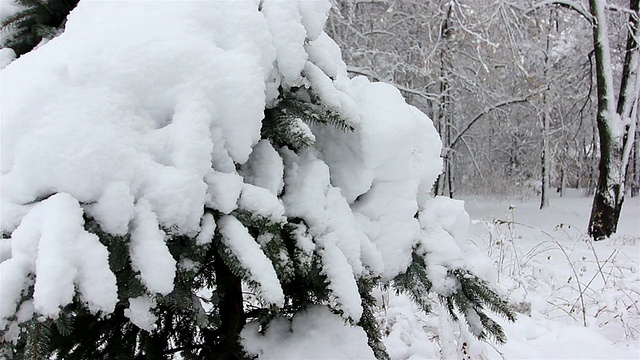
xmin=451 ymin=269 xmax=516 ymax=322
xmin=357 ymin=278 xmax=391 ymax=360
xmin=283 ymin=220 xmax=315 ymax=278
xmin=475 ymin=310 xmax=508 ymax=344
xmin=392 ymin=251 xmax=433 ymax=314
xmin=232 ymin=210 xmax=294 ymax=283
xmin=437 ymin=269 xmax=516 ymax=344
xmin=302 ymin=92 xmax=356 ymax=132
xmin=20 ymin=318 xmax=52 ymax=360
xmin=262 ymin=94 xmax=354 ymax=152
xmin=53 ymin=312 xmax=74 ymax=337
xmin=0 ymin=0 xmax=79 ymax=56
xmin=213 ymin=236 xmax=257 ymax=291
xmin=262 ymin=101 xmax=316 ymax=152
xmin=1 ymin=9 xmax=37 ymax=29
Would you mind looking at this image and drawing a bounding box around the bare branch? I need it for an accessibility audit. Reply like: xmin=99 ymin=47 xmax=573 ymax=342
xmin=530 ymin=0 xmax=594 ymax=23
xmin=449 ymin=94 xmax=536 ymax=150
xmin=346 ymin=66 xmax=438 ymax=101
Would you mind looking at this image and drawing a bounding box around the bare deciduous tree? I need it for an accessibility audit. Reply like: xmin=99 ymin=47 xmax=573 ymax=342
xmin=588 ymin=0 xmax=639 ymax=239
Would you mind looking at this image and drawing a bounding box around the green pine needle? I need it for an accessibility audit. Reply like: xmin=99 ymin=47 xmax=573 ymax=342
xmin=392 ymin=252 xmax=433 ymax=314
xmin=440 ymin=269 xmax=516 ymax=344
xmin=393 ymin=251 xmax=515 ymax=345
xmin=262 ymin=95 xmax=354 ymax=152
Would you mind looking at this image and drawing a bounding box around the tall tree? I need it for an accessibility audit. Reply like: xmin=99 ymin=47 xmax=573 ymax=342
xmin=588 ymin=0 xmax=639 ymax=239
xmin=540 ymin=8 xmax=555 ymax=209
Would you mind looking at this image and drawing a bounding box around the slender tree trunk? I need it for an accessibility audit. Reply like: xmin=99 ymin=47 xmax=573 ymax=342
xmin=588 ymin=0 xmax=639 ymax=240
xmin=588 ymin=116 xmax=599 ymax=195
xmin=541 ymin=107 xmax=551 ymax=208
xmin=434 ymin=66 xmax=449 ymax=196
xmin=559 ymin=166 xmax=566 ymax=197
xmin=435 ymin=3 xmax=453 ymax=197
xmin=540 ymin=9 xmax=553 ymax=209
xmin=214 ymin=247 xmax=245 ymax=359
xmin=448 ymin=154 xmax=455 ymax=198
xmin=632 ymin=129 xmax=640 ymax=196
xmin=446 ymin=97 xmax=455 ymax=198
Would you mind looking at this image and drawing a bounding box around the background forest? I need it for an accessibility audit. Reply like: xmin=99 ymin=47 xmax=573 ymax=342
xmin=327 ymin=0 xmax=639 ymax=202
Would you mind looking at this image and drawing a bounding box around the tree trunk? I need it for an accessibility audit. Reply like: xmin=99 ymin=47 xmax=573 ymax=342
xmin=588 ymin=0 xmax=639 ymax=240
xmin=632 ymin=128 xmax=640 ymax=197
xmin=434 ymin=3 xmax=454 ymax=197
xmin=447 ymin=155 xmax=455 ymax=198
xmin=559 ymin=166 xmax=566 ymax=197
xmin=213 ymin=247 xmax=245 ymax=359
xmin=540 ymin=9 xmax=553 ymax=209
xmin=588 ymin=116 xmax=599 ymax=195
xmin=541 ymin=109 xmax=551 ymax=208
xmin=446 ymin=91 xmax=455 ymax=198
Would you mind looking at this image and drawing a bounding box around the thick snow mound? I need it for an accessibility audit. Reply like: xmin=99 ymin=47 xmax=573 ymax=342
xmin=0 ymin=193 xmax=116 ymax=328
xmin=241 ymin=305 xmax=375 ymax=359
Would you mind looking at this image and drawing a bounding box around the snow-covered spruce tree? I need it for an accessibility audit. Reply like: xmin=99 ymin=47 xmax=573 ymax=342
xmin=0 ymin=1 xmax=514 ymax=359
xmin=1 ymin=0 xmax=79 ymax=57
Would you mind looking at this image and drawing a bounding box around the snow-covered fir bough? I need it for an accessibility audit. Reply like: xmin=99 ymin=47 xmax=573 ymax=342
xmin=0 ymin=1 xmax=514 ymax=358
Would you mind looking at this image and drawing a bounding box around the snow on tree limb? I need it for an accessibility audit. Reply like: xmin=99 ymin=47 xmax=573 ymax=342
xmin=531 ymin=0 xmax=594 ymax=23
xmin=218 ymin=215 xmax=285 ymax=307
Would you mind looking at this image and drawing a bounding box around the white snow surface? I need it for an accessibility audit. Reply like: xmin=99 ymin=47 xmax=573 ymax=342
xmin=376 ymin=193 xmax=640 ymax=359
xmin=242 ymin=305 xmax=375 ymax=359
xmin=0 ymin=193 xmax=117 ymax=329
xmin=129 ymin=199 xmax=176 ymax=295
xmin=218 ymin=216 xmax=285 ymax=307
xmin=234 ymin=195 xmax=640 ymax=359
xmin=471 ymin=193 xmax=640 ymax=359
xmin=237 ymin=183 xmax=286 ymax=222
xmin=0 ymin=0 xmax=449 ymax=343
xmin=239 ymin=139 xmax=284 ymax=196
xmin=124 ymin=296 xmax=158 ymax=332
xmin=195 ymin=212 xmax=216 ymax=246
xmin=0 ymin=48 xmax=15 ymax=69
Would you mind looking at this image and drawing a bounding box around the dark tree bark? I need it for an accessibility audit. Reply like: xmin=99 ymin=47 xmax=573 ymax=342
xmin=540 ymin=8 xmax=554 ymax=209
xmin=631 ymin=129 xmax=640 ymax=197
xmin=213 ymin=247 xmax=245 ymax=359
xmin=435 ymin=3 xmax=454 ymax=198
xmin=588 ymin=0 xmax=639 ymax=240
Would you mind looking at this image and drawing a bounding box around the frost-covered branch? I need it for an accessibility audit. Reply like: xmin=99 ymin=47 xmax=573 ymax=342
xmin=347 ymin=66 xmax=439 ymax=101
xmin=531 ymin=0 xmax=594 ymax=23
xmin=449 ymin=95 xmax=536 ymax=151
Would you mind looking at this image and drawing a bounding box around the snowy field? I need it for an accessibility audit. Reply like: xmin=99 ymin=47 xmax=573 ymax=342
xmin=379 ymin=191 xmax=640 ymax=359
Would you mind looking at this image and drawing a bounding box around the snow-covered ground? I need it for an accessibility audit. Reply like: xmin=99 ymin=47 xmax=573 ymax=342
xmin=380 ymin=191 xmax=640 ymax=359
